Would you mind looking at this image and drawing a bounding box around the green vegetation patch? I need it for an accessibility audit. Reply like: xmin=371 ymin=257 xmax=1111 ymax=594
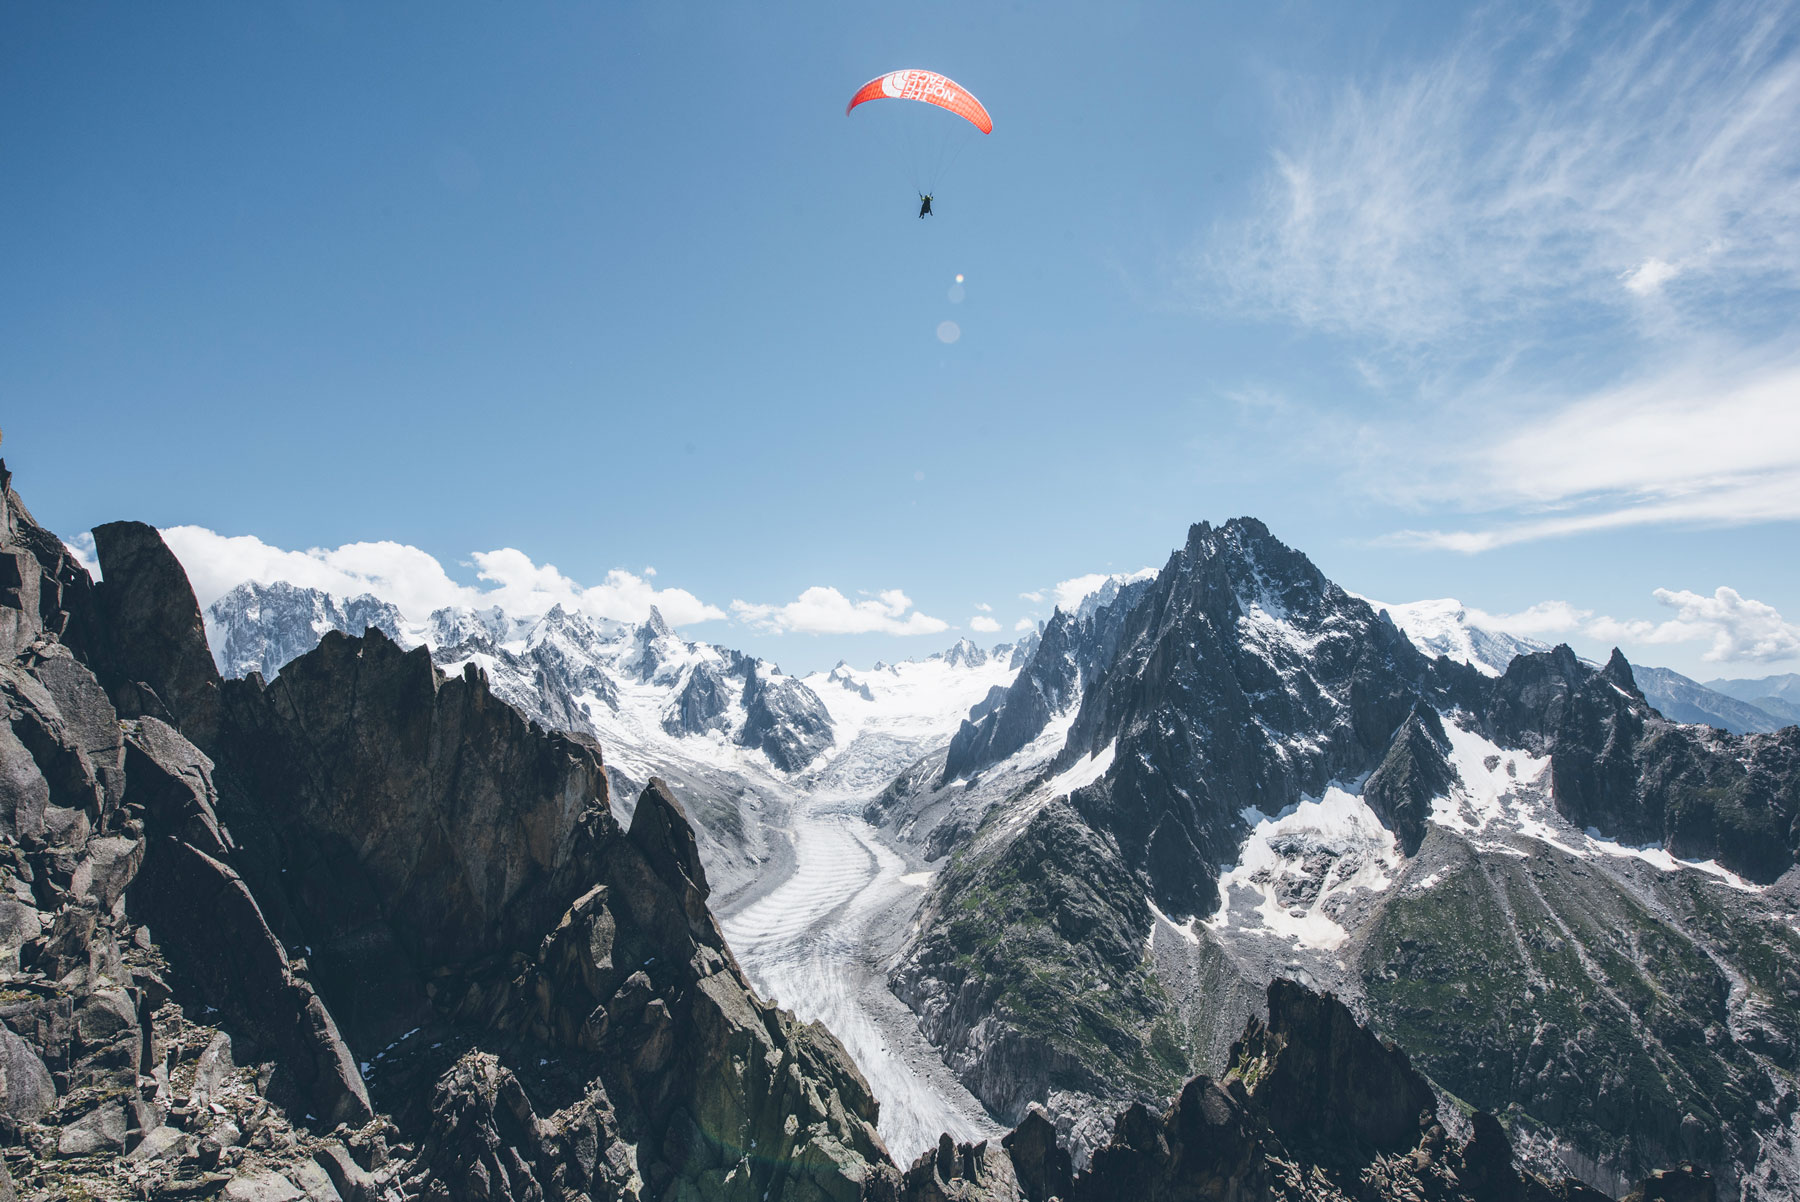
xmin=922 ymin=797 xmax=1186 ymax=1100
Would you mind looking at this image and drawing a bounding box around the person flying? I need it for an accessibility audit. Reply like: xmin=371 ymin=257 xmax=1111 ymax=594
xmin=845 ymin=70 xmax=991 ymax=220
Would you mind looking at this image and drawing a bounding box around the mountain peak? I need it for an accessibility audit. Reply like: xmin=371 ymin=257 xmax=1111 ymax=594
xmin=938 ymin=636 xmax=988 ymax=669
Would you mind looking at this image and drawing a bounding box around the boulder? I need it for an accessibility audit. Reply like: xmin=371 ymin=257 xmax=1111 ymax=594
xmin=55 ymin=1098 xmax=128 ymax=1157
xmin=123 ymin=715 xmax=232 ymax=857
xmin=222 ymin=1171 xmax=306 ymax=1202
xmin=1000 ymin=1109 xmax=1069 ymax=1202
xmin=0 ymin=1025 xmax=54 ymax=1124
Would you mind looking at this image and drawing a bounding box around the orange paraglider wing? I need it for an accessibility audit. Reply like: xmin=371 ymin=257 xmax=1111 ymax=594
xmin=845 ymin=69 xmax=993 ymax=134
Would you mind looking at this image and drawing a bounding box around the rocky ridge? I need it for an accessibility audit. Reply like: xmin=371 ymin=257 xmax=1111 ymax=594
xmin=0 ymin=461 xmax=895 ymax=1201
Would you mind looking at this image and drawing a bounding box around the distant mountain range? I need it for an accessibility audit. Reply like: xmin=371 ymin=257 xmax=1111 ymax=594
xmin=1366 ymin=595 xmax=1797 ymax=735
xmin=1705 ymin=671 xmax=1800 ymax=726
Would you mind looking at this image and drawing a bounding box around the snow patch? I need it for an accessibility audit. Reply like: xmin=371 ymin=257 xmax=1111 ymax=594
xmin=1580 ymin=830 xmax=1764 ymax=892
xmin=1045 ymin=740 xmax=1116 ymax=799
xmin=1206 ymin=786 xmax=1399 ymax=951
xmin=1147 ymin=898 xmax=1200 ymax=945
xmin=1430 ymin=719 xmax=1560 ymax=846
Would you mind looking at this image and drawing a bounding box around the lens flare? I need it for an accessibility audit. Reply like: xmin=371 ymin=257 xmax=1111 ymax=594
xmin=954 ymin=274 xmax=964 ymax=283
xmin=936 ymin=320 xmax=961 ymax=343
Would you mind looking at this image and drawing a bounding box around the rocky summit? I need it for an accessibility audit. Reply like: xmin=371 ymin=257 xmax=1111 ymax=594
xmin=0 ymin=461 xmax=890 ymax=1201
xmin=882 ymin=518 xmax=1800 ymax=1196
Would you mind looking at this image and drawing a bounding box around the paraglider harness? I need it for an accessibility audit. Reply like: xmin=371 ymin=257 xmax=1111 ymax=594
xmin=918 ymin=193 xmax=933 ymax=219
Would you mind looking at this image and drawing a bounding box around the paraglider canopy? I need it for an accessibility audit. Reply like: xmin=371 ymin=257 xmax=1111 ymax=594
xmin=845 ymin=69 xmax=993 ymax=134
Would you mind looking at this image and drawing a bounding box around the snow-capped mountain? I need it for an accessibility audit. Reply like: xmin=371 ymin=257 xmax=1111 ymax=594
xmin=1360 ymin=594 xmax=1796 ymax=734
xmin=887 ymin=517 xmax=1800 ymax=1194
xmin=1361 ymin=595 xmax=1549 ymax=676
xmin=206 ymin=580 xmax=415 ymax=679
xmin=202 ymin=579 xmax=1024 ymax=896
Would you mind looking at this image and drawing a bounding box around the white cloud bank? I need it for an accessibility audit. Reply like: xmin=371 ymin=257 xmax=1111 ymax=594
xmin=160 ymin=526 xmax=725 ymax=627
xmin=730 ymin=588 xmax=948 ymax=637
xmin=1469 ymin=587 xmax=1800 ymax=665
xmin=969 ymin=615 xmax=1001 ymax=633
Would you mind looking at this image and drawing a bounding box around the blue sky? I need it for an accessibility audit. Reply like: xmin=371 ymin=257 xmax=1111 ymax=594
xmin=5 ymin=1 xmax=1798 ymax=677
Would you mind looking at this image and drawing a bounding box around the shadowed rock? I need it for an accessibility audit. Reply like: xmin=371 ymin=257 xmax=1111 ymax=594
xmin=91 ymin=519 xmax=223 ymax=752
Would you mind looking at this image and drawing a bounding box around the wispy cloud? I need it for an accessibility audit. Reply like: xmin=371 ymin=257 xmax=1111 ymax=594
xmin=160 ymin=526 xmax=725 ymax=627
xmin=1206 ymin=0 xmax=1800 ymax=348
xmin=730 ymin=588 xmax=948 ymax=637
xmin=1378 ymin=355 xmax=1800 ymax=549
xmin=1206 ymin=0 xmax=1800 ymax=549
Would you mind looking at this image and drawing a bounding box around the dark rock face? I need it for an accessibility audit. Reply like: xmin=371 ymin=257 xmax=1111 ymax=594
xmin=658 ymin=651 xmax=835 ymax=772
xmin=941 ymin=579 xmax=1151 ymax=789
xmin=1231 ymin=978 xmax=1435 ymax=1154
xmin=899 ymin=1132 xmax=1018 ymax=1201
xmin=742 ymin=665 xmax=835 ymax=773
xmin=216 ymin=626 xmax=614 ymax=991
xmin=0 ymin=462 xmax=896 ymax=1202
xmin=663 ymin=660 xmax=736 ymax=737
xmin=1000 ymin=1111 xmax=1069 ymax=1202
xmin=0 ymin=466 xmax=157 ymax=1189
xmin=129 ymin=833 xmax=372 ymax=1128
xmin=1493 ymin=648 xmax=1800 ymax=884
xmin=1040 ymin=980 xmax=1667 ymax=1202
xmin=893 ymin=798 xmax=1176 ymax=1119
xmin=0 ymin=464 xmax=100 ymax=665
xmin=90 ymin=519 xmax=224 ymax=753
xmin=1363 ymin=703 xmax=1458 ymax=856
xmin=942 ymin=612 xmax=1081 ymax=786
xmin=1060 ymin=518 xmax=1456 ymax=917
